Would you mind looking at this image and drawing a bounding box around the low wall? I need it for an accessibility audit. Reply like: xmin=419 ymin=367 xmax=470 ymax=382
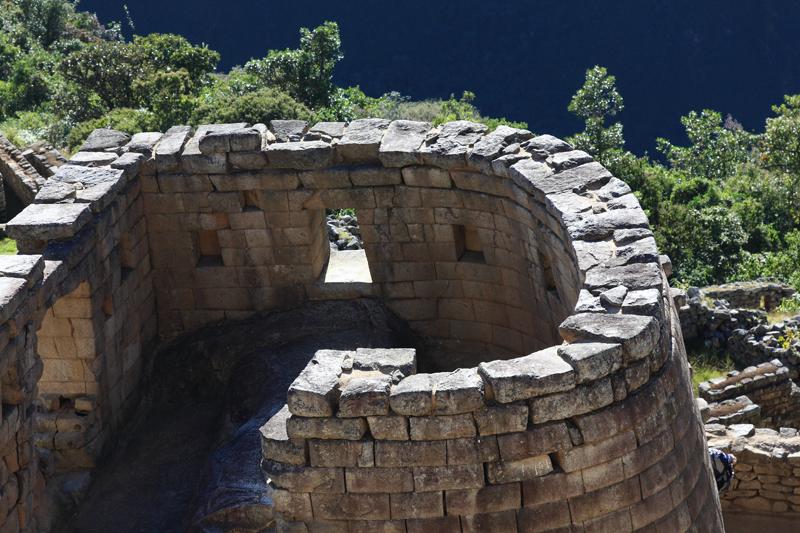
xmin=707 ymin=424 xmax=800 ymax=515
xmin=699 ymin=360 xmax=800 ymax=430
xmin=702 ymin=281 xmax=795 ymax=312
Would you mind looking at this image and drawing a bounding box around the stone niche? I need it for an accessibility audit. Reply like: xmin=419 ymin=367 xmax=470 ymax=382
xmin=0 ymin=119 xmax=724 ymax=532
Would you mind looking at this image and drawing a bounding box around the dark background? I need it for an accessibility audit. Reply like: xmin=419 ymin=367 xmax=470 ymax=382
xmin=80 ymin=0 xmax=800 ymax=154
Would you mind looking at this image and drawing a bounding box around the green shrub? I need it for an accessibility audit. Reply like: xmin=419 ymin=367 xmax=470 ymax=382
xmin=191 ymin=87 xmax=312 ymax=126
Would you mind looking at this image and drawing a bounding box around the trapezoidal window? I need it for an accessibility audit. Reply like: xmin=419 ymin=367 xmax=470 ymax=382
xmin=322 ymin=208 xmax=372 ymax=283
xmin=454 ymin=225 xmax=485 ymax=263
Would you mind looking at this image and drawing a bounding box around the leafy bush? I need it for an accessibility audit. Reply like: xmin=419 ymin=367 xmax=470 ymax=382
xmin=192 ymin=87 xmax=311 ymax=126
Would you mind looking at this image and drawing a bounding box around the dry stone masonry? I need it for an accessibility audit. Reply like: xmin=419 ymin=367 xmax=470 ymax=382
xmin=0 ymin=119 xmax=723 ymax=531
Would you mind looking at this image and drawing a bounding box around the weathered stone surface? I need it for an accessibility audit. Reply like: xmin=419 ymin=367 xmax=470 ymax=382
xmin=375 ymin=440 xmax=447 ymax=467
xmin=286 ymin=416 xmax=367 ymax=441
xmin=367 ymin=415 xmax=409 ymax=440
xmin=390 ymin=491 xmax=444 ymax=519
xmin=155 ymin=125 xmax=192 ymax=172
xmin=409 ymin=414 xmax=476 ymax=440
xmin=308 ymin=122 xmax=346 ymax=139
xmin=263 ymin=460 xmax=344 ymax=493
xmin=486 ymin=455 xmax=553 ymax=483
xmin=478 ymin=347 xmax=576 ymax=403
xmin=6 ymin=203 xmax=92 ymax=241
xmin=270 ymin=120 xmax=308 ymax=142
xmin=125 ymin=131 xmax=163 ymax=154
xmin=445 ymin=484 xmax=521 ymax=516
xmin=600 ymin=286 xmax=628 ymax=307
xmin=622 ymin=289 xmax=661 ymax=316
xmin=311 ymin=493 xmax=390 ymax=520
xmin=338 ymin=375 xmax=392 ymax=417
xmin=557 ymin=342 xmax=622 ymax=384
xmin=68 ymin=151 xmax=118 ymax=167
xmin=0 ymin=254 xmax=44 ymax=281
xmin=351 ymin=347 xmax=416 ymax=376
xmin=564 ymin=208 xmax=650 ymax=241
xmin=469 ymin=125 xmax=532 ymax=163
xmin=287 ymin=350 xmax=347 ymax=417
xmin=0 ymin=277 xmax=28 ymax=321
xmin=421 ymin=120 xmax=487 ymax=167
xmin=267 ymin=141 xmax=334 ymax=169
xmin=528 ymin=378 xmax=614 ymax=424
xmin=433 ymin=368 xmax=484 ymax=415
xmin=610 ymin=237 xmax=659 ymax=266
xmin=559 ymin=313 xmax=659 ymax=362
xmin=260 ymin=405 xmax=307 ymax=465
xmin=346 ymin=467 xmax=414 ymax=493
xmin=379 ymin=120 xmax=430 ymax=167
xmin=308 ymin=440 xmax=373 ymax=467
xmin=511 ymin=160 xmax=609 ymax=198
xmin=390 ymin=374 xmax=434 ymax=416
xmin=413 ymin=464 xmax=484 ymax=492
xmin=182 ymin=124 xmax=243 ymax=173
xmin=524 ymin=134 xmax=572 ymax=154
xmin=338 ymin=119 xmax=391 ymax=162
xmin=110 ymin=151 xmax=144 ymax=178
xmin=80 ymin=128 xmax=130 ymax=152
xmin=473 ymin=404 xmax=528 ymax=436
xmin=496 ymin=423 xmax=572 ymax=461
xmin=548 ymin=149 xmax=593 ymax=170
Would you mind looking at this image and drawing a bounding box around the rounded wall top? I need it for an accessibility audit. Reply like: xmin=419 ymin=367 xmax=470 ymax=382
xmin=6 ymin=118 xmax=671 ymax=414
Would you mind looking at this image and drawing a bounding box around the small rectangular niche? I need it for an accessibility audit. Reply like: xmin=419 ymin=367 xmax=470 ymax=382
xmin=323 ymin=209 xmax=372 ymax=284
xmin=197 ymin=229 xmax=223 ymax=266
xmin=119 ymin=234 xmax=136 ymax=282
xmin=538 ymin=250 xmax=558 ymax=292
xmin=454 ymin=225 xmax=485 ymax=263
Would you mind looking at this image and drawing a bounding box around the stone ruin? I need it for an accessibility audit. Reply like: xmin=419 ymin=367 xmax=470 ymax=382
xmin=0 ymin=134 xmax=66 ymax=222
xmin=691 ymin=286 xmax=800 ymax=518
xmin=0 ymin=119 xmax=724 ymax=531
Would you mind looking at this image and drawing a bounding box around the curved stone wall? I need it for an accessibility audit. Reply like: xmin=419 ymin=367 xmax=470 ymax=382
xmin=0 ymin=119 xmax=723 ymax=531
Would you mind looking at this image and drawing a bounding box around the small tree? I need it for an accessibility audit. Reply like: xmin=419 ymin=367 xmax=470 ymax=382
xmin=567 ymin=66 xmax=626 ymax=162
xmin=762 ymin=95 xmax=800 ymax=177
xmin=244 ymin=21 xmax=343 ymax=110
xmin=656 ymin=110 xmax=755 ymax=182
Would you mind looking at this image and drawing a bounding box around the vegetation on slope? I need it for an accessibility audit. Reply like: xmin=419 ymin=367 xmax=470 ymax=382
xmin=2 ymin=1 xmax=800 ymax=292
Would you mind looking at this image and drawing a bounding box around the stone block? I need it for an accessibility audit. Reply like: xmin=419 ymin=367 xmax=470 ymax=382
xmin=406 ymin=516 xmax=461 ymax=533
xmin=338 ymin=118 xmax=390 ymax=162
xmin=445 ymin=483 xmax=521 ymax=516
xmin=413 ymin=464 xmax=484 ymax=492
xmin=262 ymin=460 xmax=344 ymax=493
xmin=486 ymin=454 xmax=554 ymax=483
xmin=516 ymin=500 xmax=572 ymax=533
xmin=390 ymin=491 xmax=444 ymax=519
xmin=568 ymin=476 xmax=642 ymax=523
xmin=286 ymin=416 xmax=367 ymax=441
xmin=352 ymin=348 xmax=416 ymax=376
xmin=528 ymin=378 xmax=614 ymax=424
xmin=346 ymin=467 xmax=414 ymax=493
xmin=473 ymin=404 xmax=529 ymax=436
xmin=401 ymin=166 xmax=452 ymax=188
xmin=338 ymin=375 xmax=392 ymax=417
xmin=375 ymin=440 xmax=447 ymax=467
xmin=557 ymin=342 xmax=622 ymax=384
xmin=311 ymin=493 xmax=391 ymax=521
xmin=459 ymin=510 xmax=518 ymax=533
xmin=367 ymin=415 xmax=409 ymax=440
xmin=478 ymin=347 xmax=576 ymax=403
xmin=378 ymin=120 xmax=430 ymax=167
xmin=260 ymin=405 xmax=307 ymax=465
xmin=496 ymin=422 xmax=572 ymax=461
xmin=559 ymin=313 xmax=659 ymax=363
xmin=390 ymin=374 xmax=434 ymax=416
xmin=6 ymin=203 xmax=92 ymax=241
xmin=433 ymin=368 xmax=485 ymax=415
xmin=409 ymin=414 xmax=476 ymax=440
xmin=287 ymin=350 xmax=347 ymax=417
xmin=522 ymin=471 xmax=584 ymax=507
xmin=308 ymin=440 xmax=373 ymax=467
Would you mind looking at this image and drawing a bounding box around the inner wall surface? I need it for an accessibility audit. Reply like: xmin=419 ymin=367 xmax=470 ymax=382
xmin=146 ymin=166 xmax=580 ymax=371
